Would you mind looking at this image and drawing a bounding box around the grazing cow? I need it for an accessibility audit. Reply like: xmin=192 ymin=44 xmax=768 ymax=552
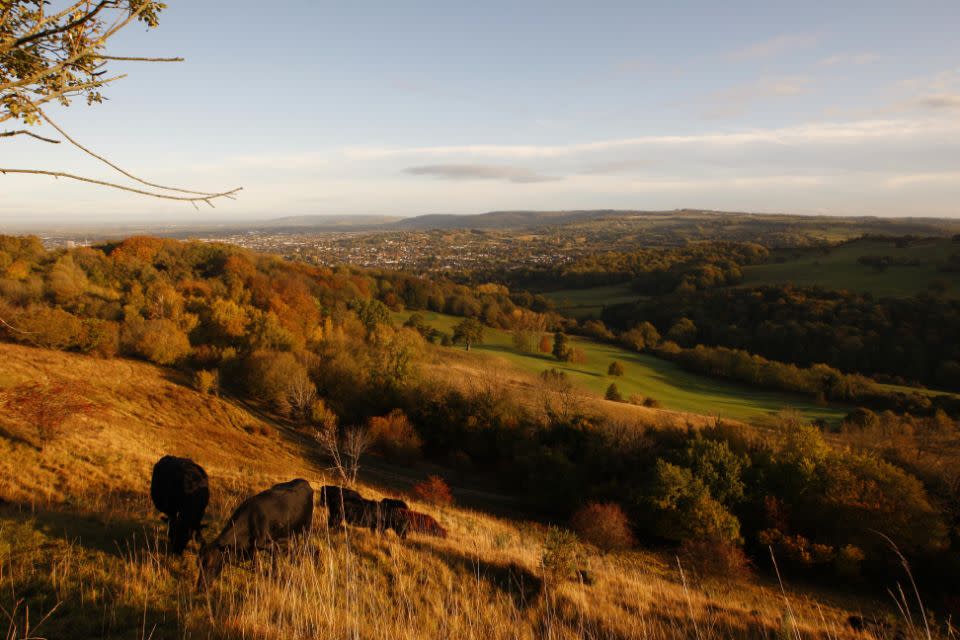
xmin=318 ymin=485 xmax=363 ymax=528
xmin=380 ymin=498 xmax=409 ymax=511
xmin=197 ymin=479 xmax=313 ymax=589
xmin=150 ymin=455 xmax=209 ymax=555
xmin=342 ymin=497 xmax=383 ymax=533
xmin=384 ymin=507 xmax=448 ymax=539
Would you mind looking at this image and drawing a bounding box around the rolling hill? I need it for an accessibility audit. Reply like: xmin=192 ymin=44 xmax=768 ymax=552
xmin=397 ymin=311 xmax=849 ymax=425
xmin=0 ymin=343 xmax=884 ymax=639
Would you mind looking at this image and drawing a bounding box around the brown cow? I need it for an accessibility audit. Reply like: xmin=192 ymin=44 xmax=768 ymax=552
xmin=384 ymin=507 xmax=447 ymax=539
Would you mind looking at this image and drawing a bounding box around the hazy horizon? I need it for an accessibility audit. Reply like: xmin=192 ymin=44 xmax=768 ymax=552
xmin=3 ymin=1 xmax=959 ymax=222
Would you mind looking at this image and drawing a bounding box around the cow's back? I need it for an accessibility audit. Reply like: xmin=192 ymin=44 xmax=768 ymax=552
xmin=215 ymin=478 xmax=314 ymax=551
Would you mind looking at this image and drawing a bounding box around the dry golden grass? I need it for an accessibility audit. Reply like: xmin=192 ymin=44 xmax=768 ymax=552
xmin=0 ymin=343 xmax=902 ymax=639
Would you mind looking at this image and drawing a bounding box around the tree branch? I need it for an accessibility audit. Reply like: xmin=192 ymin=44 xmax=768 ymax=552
xmin=0 ymin=168 xmax=242 ymax=204
xmin=96 ymin=55 xmax=184 ymax=62
xmin=0 ymin=1 xmax=114 ymax=53
xmin=0 ymin=74 xmax=127 ymax=124
xmin=0 ymin=129 xmax=60 ymax=144
xmin=0 ymin=4 xmax=145 ymax=94
xmin=38 ymin=109 xmax=232 ymax=197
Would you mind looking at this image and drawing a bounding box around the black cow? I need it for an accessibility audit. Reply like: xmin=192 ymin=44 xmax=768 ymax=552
xmin=342 ymin=497 xmax=383 ymax=533
xmin=197 ymin=478 xmax=314 ymax=589
xmin=318 ymin=485 xmax=363 ymax=528
xmin=380 ymin=498 xmax=409 ymax=511
xmin=150 ymin=455 xmax=209 ymax=555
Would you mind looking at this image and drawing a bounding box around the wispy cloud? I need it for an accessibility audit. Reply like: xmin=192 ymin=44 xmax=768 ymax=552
xmin=403 ymin=164 xmax=560 ymax=183
xmin=351 ymin=118 xmax=959 ymax=160
xmin=818 ymin=52 xmax=881 ymax=66
xmin=726 ymin=33 xmax=819 ymax=61
xmin=913 ymin=95 xmax=960 ymax=110
xmin=703 ymin=75 xmax=812 ymax=118
xmin=885 ymin=171 xmax=960 ymax=188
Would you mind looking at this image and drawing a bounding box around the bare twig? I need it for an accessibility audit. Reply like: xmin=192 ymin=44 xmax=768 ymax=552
xmin=0 ymin=130 xmax=60 ymax=144
xmin=38 ymin=110 xmax=237 ymax=197
xmin=97 ymin=55 xmax=184 ymax=62
xmin=0 ymin=168 xmax=242 ymax=203
xmin=0 ymin=315 xmax=36 ymax=335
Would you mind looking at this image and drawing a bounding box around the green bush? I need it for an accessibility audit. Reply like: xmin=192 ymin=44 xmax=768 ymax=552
xmin=541 ymin=526 xmax=585 ymax=581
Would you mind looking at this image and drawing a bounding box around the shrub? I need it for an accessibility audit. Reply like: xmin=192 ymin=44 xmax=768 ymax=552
xmin=569 ymin=347 xmax=587 ymax=364
xmin=835 ymin=544 xmax=865 ymax=579
xmin=244 ymin=350 xmax=308 ymax=407
xmin=538 ymin=334 xmax=552 ymax=353
xmin=666 ymin=317 xmax=697 ymax=347
xmin=649 ymin=460 xmax=742 ymax=544
xmin=541 ymin=526 xmax=585 ymax=581
xmin=0 ymin=381 xmax=95 ymax=448
xmin=605 ymin=383 xmax=624 ymax=402
xmin=570 ymin=502 xmax=634 ymax=552
xmin=620 ymin=321 xmax=660 ymax=352
xmin=123 ymin=318 xmax=191 ymax=365
xmin=310 ymin=399 xmax=338 ymax=431
xmin=193 ymin=369 xmax=219 ymax=395
xmin=368 ymin=409 xmax=422 ymax=462
xmin=679 ymin=536 xmax=752 ymax=580
xmin=413 ymin=475 xmax=454 ymax=506
xmin=642 ymin=397 xmax=661 ymax=408
xmin=607 ymin=361 xmax=625 ymax=377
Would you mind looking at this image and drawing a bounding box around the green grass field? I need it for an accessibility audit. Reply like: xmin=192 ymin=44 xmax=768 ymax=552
xmin=541 ymin=284 xmax=640 ymax=319
xmin=740 ymin=238 xmax=960 ymax=298
xmin=396 ymin=311 xmax=848 ymax=425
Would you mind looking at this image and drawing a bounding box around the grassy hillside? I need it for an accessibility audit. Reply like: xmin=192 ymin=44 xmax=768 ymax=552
xmin=0 ymin=343 xmax=894 ymax=639
xmin=396 ymin=311 xmax=848 ymax=425
xmin=741 ymin=237 xmax=960 ymax=298
xmin=541 ymin=284 xmax=640 ymax=319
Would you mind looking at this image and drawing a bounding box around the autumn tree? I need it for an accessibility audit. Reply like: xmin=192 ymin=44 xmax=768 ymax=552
xmin=604 ymin=383 xmax=623 ymax=402
xmin=452 ymin=317 xmax=484 ymax=351
xmin=538 ymin=334 xmax=552 ymax=353
xmin=552 ymin=331 xmax=572 ymax=361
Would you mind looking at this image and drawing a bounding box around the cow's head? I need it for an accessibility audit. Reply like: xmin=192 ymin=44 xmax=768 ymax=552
xmin=196 ymin=544 xmax=225 ymax=591
xmin=167 ymin=516 xmax=192 ymax=555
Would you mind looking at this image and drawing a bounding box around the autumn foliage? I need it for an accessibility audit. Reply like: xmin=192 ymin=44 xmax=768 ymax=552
xmin=0 ymin=380 xmax=95 ymax=447
xmin=413 ymin=475 xmax=454 ymax=507
xmin=570 ymin=502 xmax=634 ymax=552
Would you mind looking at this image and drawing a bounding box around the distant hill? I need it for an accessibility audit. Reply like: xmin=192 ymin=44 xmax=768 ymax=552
xmin=260 ymin=214 xmax=402 ymax=229
xmin=387 ymin=210 xmax=623 ymax=230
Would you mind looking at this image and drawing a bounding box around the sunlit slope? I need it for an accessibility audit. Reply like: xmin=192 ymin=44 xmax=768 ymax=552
xmin=741 ymin=238 xmax=960 ymax=298
xmin=397 ymin=311 xmax=848 ymax=424
xmin=0 ymin=343 xmax=879 ymax=639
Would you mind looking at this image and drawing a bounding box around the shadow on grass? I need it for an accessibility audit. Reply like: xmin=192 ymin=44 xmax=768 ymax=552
xmin=0 ymin=500 xmax=171 ymax=558
xmin=404 ymin=538 xmax=544 ymax=610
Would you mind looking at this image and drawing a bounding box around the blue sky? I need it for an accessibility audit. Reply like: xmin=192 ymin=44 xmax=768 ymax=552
xmin=2 ymin=0 xmax=960 ymax=223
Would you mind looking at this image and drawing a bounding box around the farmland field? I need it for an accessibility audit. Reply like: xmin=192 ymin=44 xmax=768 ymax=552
xmin=540 ymin=284 xmax=640 ymax=318
xmin=740 ymin=237 xmax=960 ymax=298
xmin=396 ymin=311 xmax=849 ymax=424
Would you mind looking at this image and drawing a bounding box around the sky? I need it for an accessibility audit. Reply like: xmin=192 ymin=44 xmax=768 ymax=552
xmin=2 ymin=0 xmax=960 ymax=224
